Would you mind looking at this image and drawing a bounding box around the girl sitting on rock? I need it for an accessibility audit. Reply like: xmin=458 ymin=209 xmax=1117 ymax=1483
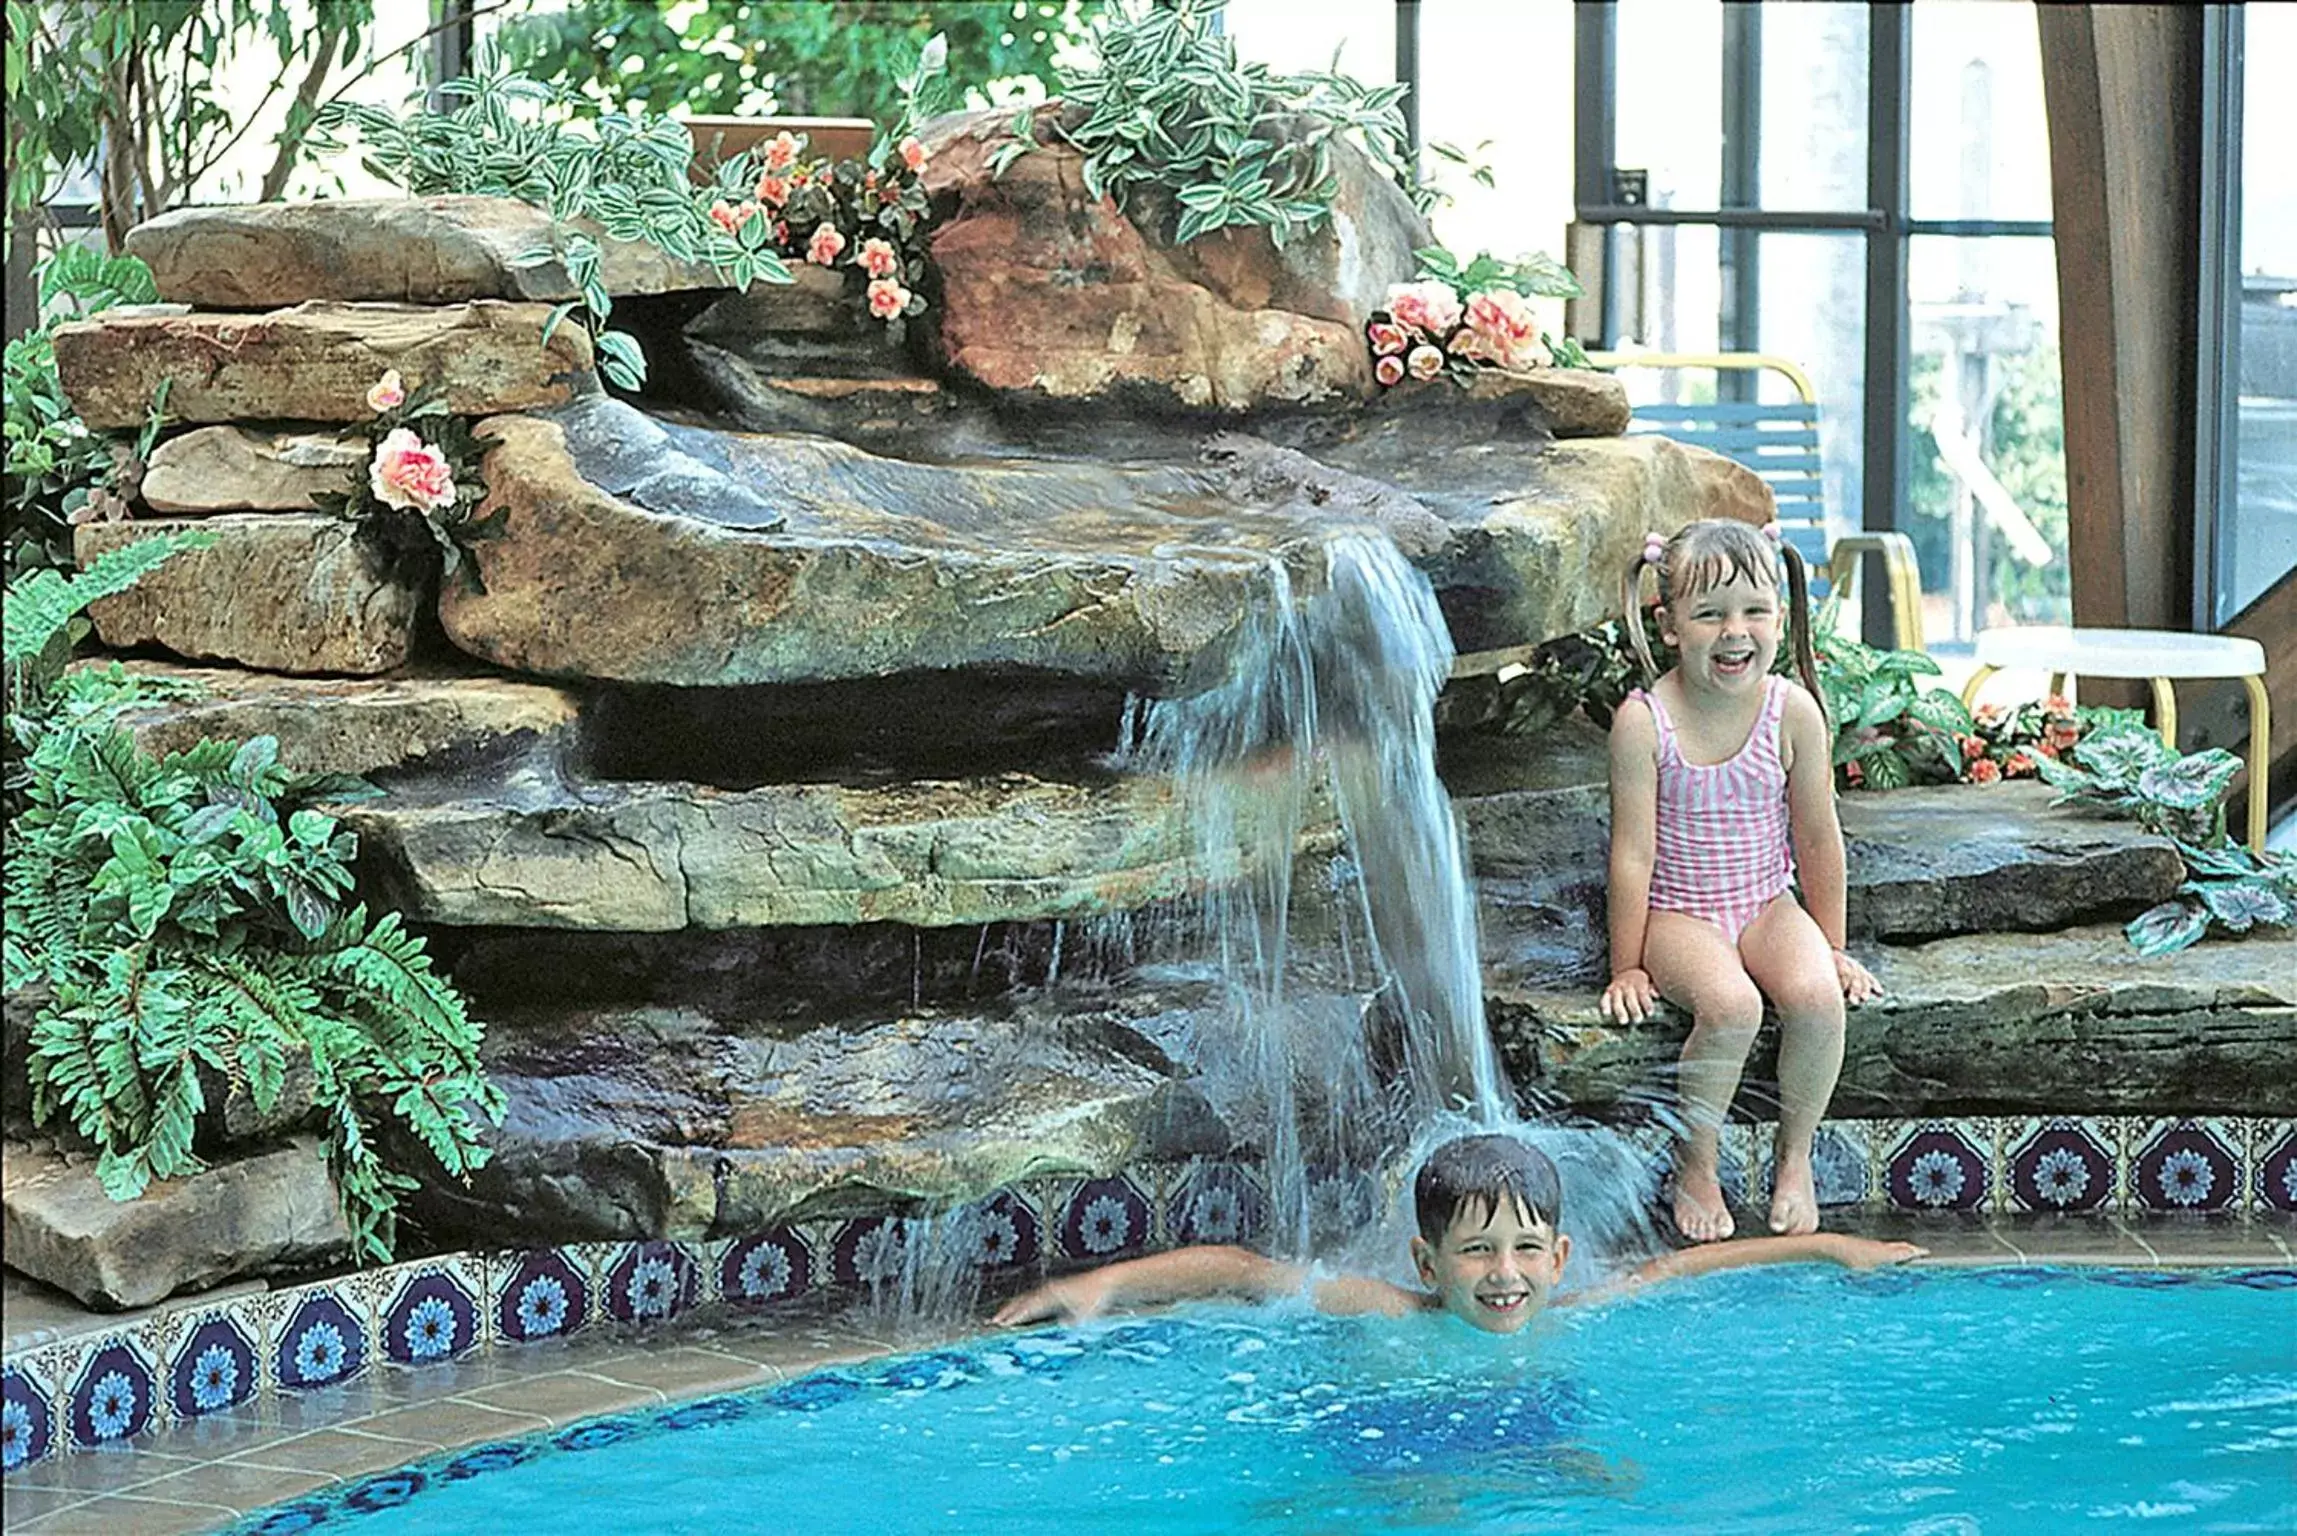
xmin=1600 ymin=519 xmax=1880 ymax=1241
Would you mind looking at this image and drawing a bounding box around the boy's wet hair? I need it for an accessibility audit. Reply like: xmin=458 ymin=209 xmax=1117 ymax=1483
xmin=1414 ymin=1134 xmax=1564 ymax=1242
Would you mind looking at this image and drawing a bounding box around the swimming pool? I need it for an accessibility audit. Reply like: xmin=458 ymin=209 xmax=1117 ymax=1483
xmin=233 ymin=1266 xmax=2296 ymax=1534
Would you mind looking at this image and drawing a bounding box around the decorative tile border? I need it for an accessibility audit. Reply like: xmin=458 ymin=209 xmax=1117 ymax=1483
xmin=4 ymin=1117 xmax=2290 ymax=1477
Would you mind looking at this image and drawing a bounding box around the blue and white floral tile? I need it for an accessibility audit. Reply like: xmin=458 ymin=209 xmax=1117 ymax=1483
xmin=1056 ymin=1173 xmax=1156 ymax=1263
xmin=272 ymin=1284 xmax=370 ymax=1393
xmin=2255 ymin=1121 xmax=2297 ymax=1215
xmin=600 ymin=1240 xmax=704 ymax=1327
xmin=489 ymin=1246 xmax=595 ymax=1346
xmin=379 ymin=1259 xmax=486 ymax=1369
xmin=1165 ymin=1161 xmax=1269 ymax=1247
xmin=2130 ymin=1117 xmax=2244 ymax=1215
xmin=717 ymin=1227 xmax=816 ymax=1308
xmin=1739 ymin=1120 xmax=1876 ymax=1210
xmin=2 ymin=1363 xmax=55 ymax=1472
xmin=961 ymin=1189 xmax=1044 ymax=1274
xmin=64 ymin=1336 xmax=159 ymax=1450
xmin=1306 ymin=1163 xmax=1380 ymax=1250
xmin=2003 ymin=1117 xmax=2120 ymax=1215
xmin=159 ymin=1309 xmax=261 ymax=1424
xmin=1883 ymin=1121 xmax=1994 ymax=1213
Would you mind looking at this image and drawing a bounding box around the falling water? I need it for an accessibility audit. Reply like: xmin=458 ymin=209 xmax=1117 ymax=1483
xmin=1115 ymin=532 xmax=1513 ymax=1254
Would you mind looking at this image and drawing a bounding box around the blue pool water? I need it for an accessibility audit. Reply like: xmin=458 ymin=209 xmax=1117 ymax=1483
xmin=237 ymin=1267 xmax=2296 ymax=1534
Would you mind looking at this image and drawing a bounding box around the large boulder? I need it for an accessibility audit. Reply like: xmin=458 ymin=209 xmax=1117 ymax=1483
xmin=141 ymin=426 xmax=367 ymax=513
xmin=125 ymin=196 xmax=726 ymax=308
xmin=2 ymin=1139 xmax=349 ymax=1310
xmin=410 ymin=996 xmax=1231 ymax=1243
xmin=916 ymin=107 xmax=1419 ymax=413
xmin=52 ymin=300 xmax=594 ymax=429
xmin=1490 ymin=924 xmax=2294 ymax=1118
xmin=343 ymin=770 xmax=1250 ymax=931
xmin=92 ymin=660 xmax=581 ymax=779
xmin=74 ymin=516 xmax=425 ymax=676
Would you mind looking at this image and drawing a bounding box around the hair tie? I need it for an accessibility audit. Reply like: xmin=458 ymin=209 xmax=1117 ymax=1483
xmin=1761 ymin=522 xmax=1783 ymax=548
xmin=1641 ymin=532 xmax=1667 ymax=567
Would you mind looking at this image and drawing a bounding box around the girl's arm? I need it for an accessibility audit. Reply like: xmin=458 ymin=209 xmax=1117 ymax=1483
xmin=1602 ymin=697 xmax=1661 ymax=1022
xmin=1781 ymin=685 xmax=1879 ymax=1001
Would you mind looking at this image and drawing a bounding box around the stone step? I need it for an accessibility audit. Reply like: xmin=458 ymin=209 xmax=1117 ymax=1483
xmin=140 ymin=426 xmax=366 ymax=513
xmin=411 ymin=992 xmax=1231 ymax=1244
xmin=53 ymin=300 xmax=594 ymax=430
xmin=1489 ymin=923 xmax=2295 ymax=1118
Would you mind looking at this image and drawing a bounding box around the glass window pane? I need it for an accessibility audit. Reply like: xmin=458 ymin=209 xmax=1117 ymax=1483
xmin=1756 ymin=3 xmax=1869 ymax=212
xmin=2224 ymin=5 xmax=2297 ymax=623
xmin=1616 ymin=0 xmax=1722 ymax=211
xmin=1908 ymin=234 xmax=2068 ymax=640
xmin=1222 ymin=0 xmax=1395 ymax=82
xmin=1910 ymin=1 xmax=2053 ymax=223
xmin=1418 ymin=2 xmax=1576 ymax=269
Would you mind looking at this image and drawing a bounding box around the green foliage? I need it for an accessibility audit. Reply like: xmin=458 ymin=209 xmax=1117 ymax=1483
xmin=498 ymin=0 xmax=1103 ymax=127
xmin=1025 ymin=0 xmax=1416 ymax=248
xmin=311 ymin=57 xmax=798 ymax=392
xmin=4 ymin=710 xmax=501 ymax=1261
xmin=1907 ymin=346 xmax=2071 ymax=626
xmin=3 ymin=529 xmax=212 ymax=726
xmin=1414 ymin=245 xmax=1582 ymax=303
xmin=1803 ymin=596 xmax=1973 ymax=790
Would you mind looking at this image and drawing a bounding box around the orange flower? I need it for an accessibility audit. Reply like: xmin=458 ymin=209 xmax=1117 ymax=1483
xmin=900 ymin=135 xmax=927 ymax=172
xmin=866 ymin=276 xmax=911 ymax=319
xmin=806 ymin=222 xmax=847 ymax=266
xmin=763 ymin=130 xmax=800 ymax=171
xmin=2005 ymin=751 xmax=2038 ymax=778
xmin=755 ymin=175 xmax=789 ymax=207
xmin=1843 ymin=759 xmax=1866 ymax=787
xmin=1966 ymin=757 xmax=2002 ymax=785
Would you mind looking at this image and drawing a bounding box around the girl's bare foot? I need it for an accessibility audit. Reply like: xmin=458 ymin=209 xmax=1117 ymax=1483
xmin=1672 ymin=1162 xmax=1735 ymax=1242
xmin=1769 ymin=1151 xmax=1819 ymax=1235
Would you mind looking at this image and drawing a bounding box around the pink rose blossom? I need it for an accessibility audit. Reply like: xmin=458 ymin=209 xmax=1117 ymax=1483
xmin=866 ymin=276 xmax=911 ymax=319
xmin=1384 ymin=280 xmax=1462 ymax=339
xmin=900 ymin=136 xmax=927 ymax=172
xmin=365 ymin=369 xmax=405 ymax=414
xmin=1456 ymin=287 xmax=1549 ymax=369
xmin=1374 ymin=354 xmax=1406 ymax=388
xmin=1406 ymin=343 xmax=1446 ymax=382
xmin=709 ymin=199 xmax=760 ymax=236
xmin=764 ymin=130 xmax=801 ymax=171
xmin=807 ymin=222 xmax=848 ymax=265
xmin=369 ymin=428 xmax=455 ymax=514
xmin=859 ymin=237 xmax=900 ymax=278
xmin=754 ymin=174 xmax=789 ymax=207
xmin=1366 ymin=320 xmax=1408 ymax=356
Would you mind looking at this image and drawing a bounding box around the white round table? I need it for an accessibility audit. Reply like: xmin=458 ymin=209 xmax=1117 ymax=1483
xmin=1960 ymin=626 xmax=2272 ymax=851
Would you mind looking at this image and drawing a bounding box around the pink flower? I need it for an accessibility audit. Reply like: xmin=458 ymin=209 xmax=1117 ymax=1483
xmin=2004 ymin=751 xmax=2038 ymax=778
xmin=900 ymin=136 xmax=927 ymax=172
xmin=807 ymin=222 xmax=847 ymax=266
xmin=369 ymin=428 xmax=454 ymax=514
xmin=1374 ymin=354 xmax=1406 ymax=388
xmin=1406 ymin=343 xmax=1446 ymax=382
xmin=1366 ymin=320 xmax=1408 ymax=357
xmin=365 ymin=369 xmax=405 ymax=414
xmin=859 ymin=237 xmax=899 ymax=278
xmin=1966 ymin=757 xmax=2003 ymax=785
xmin=754 ymin=175 xmax=789 ymax=207
xmin=764 ymin=130 xmax=801 ymax=171
xmin=1843 ymin=759 xmax=1865 ymax=787
xmin=1384 ymin=280 xmax=1462 ymax=339
xmin=1456 ymin=288 xmax=1548 ymax=369
xmin=709 ymin=199 xmax=760 ymax=235
xmin=866 ymin=276 xmax=911 ymax=319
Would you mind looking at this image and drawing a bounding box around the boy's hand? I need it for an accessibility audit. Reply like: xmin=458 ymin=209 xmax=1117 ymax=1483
xmin=992 ymin=1272 xmax=1110 ymax=1327
xmin=1833 ymin=949 xmax=1881 ymax=1005
xmin=1600 ymin=967 xmax=1658 ymax=1023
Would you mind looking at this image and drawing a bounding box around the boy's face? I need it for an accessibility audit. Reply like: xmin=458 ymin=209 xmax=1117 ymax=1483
xmin=1409 ymin=1195 xmax=1571 ymax=1334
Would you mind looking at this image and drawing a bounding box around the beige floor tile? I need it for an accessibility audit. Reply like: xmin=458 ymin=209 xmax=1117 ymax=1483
xmin=451 ymin=1369 xmax=663 ymax=1428
xmin=228 ymin=1427 xmax=450 ymax=1479
xmin=14 ymin=1490 xmax=240 ymax=1536
xmin=582 ymin=1346 xmax=774 ymax=1401
xmin=1990 ymin=1218 xmax=2155 ymax=1266
xmin=2 ymin=1484 xmax=92 ymax=1524
xmin=349 ymin=1396 xmax=549 ymax=1451
xmin=2120 ymin=1217 xmax=2291 ymax=1267
xmin=2 ymin=1445 xmax=205 ymax=1498
xmin=128 ymin=1459 xmax=338 ymax=1518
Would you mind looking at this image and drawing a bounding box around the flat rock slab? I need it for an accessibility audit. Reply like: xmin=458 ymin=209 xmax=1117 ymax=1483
xmin=412 ymin=998 xmax=1228 ymax=1243
xmin=125 ymin=196 xmax=726 ymax=307
xmin=53 ymin=300 xmax=594 ymax=430
xmin=141 ymin=426 xmax=366 ymax=513
xmin=2 ymin=1138 xmax=349 ymax=1311
xmin=439 ymin=397 xmax=1756 ymax=690
xmin=89 ymin=660 xmax=580 ymax=779
xmin=343 ymin=770 xmax=1247 ymax=931
xmin=75 ymin=515 xmax=423 ymax=675
xmin=1459 ymin=366 xmax=1633 ymax=438
xmin=1490 ymin=924 xmax=2295 ymax=1118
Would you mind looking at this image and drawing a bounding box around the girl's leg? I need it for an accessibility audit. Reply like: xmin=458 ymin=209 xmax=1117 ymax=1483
xmin=1644 ymin=910 xmax=1766 ymax=1242
xmin=1738 ymin=896 xmax=1847 ymax=1235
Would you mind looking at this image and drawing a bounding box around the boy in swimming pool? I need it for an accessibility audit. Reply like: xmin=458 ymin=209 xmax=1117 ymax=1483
xmin=992 ymin=1134 xmax=1923 ymax=1334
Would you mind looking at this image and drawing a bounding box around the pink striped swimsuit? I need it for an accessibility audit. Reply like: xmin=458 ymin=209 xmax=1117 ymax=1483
xmin=1637 ymin=675 xmax=1795 ymax=944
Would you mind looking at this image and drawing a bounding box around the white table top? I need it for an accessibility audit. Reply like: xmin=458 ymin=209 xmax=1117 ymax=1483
xmin=1971 ymin=626 xmax=2266 ymax=679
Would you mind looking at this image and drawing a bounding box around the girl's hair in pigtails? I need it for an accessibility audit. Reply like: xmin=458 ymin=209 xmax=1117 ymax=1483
xmin=1621 ymin=531 xmax=1668 ymax=684
xmin=1775 ymin=535 xmax=1827 ymax=730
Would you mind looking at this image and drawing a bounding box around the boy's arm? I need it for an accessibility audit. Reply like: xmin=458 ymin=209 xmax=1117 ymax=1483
xmin=1602 ymin=697 xmax=1661 ymax=1023
xmin=1585 ymin=1232 xmax=1925 ymax=1301
xmin=992 ymin=1247 xmax=1425 ymax=1326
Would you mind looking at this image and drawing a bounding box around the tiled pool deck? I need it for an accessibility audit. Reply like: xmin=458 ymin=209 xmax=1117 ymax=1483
xmin=4 ymin=1212 xmax=2288 ymax=1535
